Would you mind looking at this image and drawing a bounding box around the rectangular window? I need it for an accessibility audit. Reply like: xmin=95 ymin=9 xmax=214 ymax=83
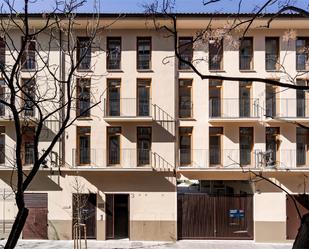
xmin=0 ymin=37 xmax=5 ymax=69
xmin=22 ymin=126 xmax=35 ymax=165
xmin=209 ymin=127 xmax=223 ymax=166
xmin=137 ymin=127 xmax=151 ymax=165
xmin=265 ymin=127 xmax=280 ymax=167
xmin=137 ymin=79 xmax=151 ymax=116
xmin=107 ymin=37 xmax=121 ymax=70
xmin=209 ymin=80 xmax=222 ymax=117
xmin=21 ymin=37 xmax=36 ymax=70
xmin=239 ymin=127 xmax=253 ymax=165
xmin=107 ymin=127 xmax=121 ymax=165
xmin=106 ymin=79 xmax=121 ymax=116
xmin=296 ymin=37 xmax=309 ymax=71
xmin=266 ymin=84 xmax=277 ymax=117
xmin=0 ymin=80 xmax=5 ymax=116
xmin=77 ymin=127 xmax=91 ymax=165
xmin=296 ymin=79 xmax=308 ymax=117
xmin=137 ymin=37 xmax=151 ymax=70
xmin=209 ymin=39 xmax=223 ymax=70
xmin=239 ymin=81 xmax=252 ymax=117
xmin=179 ymin=79 xmax=192 ymax=118
xmin=77 ymin=37 xmax=91 ymax=70
xmin=178 ymin=37 xmax=193 ymax=70
xmin=239 ymin=37 xmax=253 ymax=70
xmin=265 ymin=37 xmax=279 ymax=70
xmin=179 ymin=127 xmax=192 ymax=165
xmin=22 ymin=78 xmax=36 ymax=117
xmin=0 ymin=126 xmax=5 ymax=164
xmin=76 ymin=78 xmax=91 ymax=118
xmin=297 ymin=127 xmax=308 ymax=166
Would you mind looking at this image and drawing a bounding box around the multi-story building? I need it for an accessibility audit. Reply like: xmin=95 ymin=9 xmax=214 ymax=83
xmin=0 ymin=13 xmax=308 ymax=243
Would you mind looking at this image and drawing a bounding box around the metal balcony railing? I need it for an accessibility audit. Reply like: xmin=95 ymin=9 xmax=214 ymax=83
xmin=72 ymin=148 xmax=96 ymax=167
xmin=209 ymin=98 xmax=259 ymax=118
xmin=104 ymin=98 xmax=152 ymax=117
xmin=266 ymin=98 xmax=309 ymax=118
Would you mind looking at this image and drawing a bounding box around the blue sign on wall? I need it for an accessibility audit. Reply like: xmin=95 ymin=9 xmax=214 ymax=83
xmin=229 ymin=209 xmax=245 ymax=218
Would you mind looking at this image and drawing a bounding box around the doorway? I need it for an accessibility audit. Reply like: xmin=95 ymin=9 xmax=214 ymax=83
xmin=106 ymin=194 xmax=129 ymax=239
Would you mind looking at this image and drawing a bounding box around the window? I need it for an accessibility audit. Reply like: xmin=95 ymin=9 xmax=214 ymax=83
xmin=209 ymin=80 xmax=222 ymax=117
xmin=178 ymin=37 xmax=193 ymax=70
xmin=107 ymin=127 xmax=121 ymax=165
xmin=265 ymin=37 xmax=279 ymax=70
xmin=77 ymin=127 xmax=91 ymax=165
xmin=179 ymin=127 xmax=192 ymax=165
xmin=0 ymin=37 xmax=5 ymax=69
xmin=0 ymin=80 xmax=5 ymax=116
xmin=137 ymin=37 xmax=151 ymax=70
xmin=22 ymin=126 xmax=35 ymax=165
xmin=239 ymin=37 xmax=253 ymax=70
xmin=239 ymin=127 xmax=253 ymax=165
xmin=107 ymin=37 xmax=121 ymax=70
xmin=106 ymin=79 xmax=121 ymax=116
xmin=0 ymin=126 xmax=5 ymax=164
xmin=265 ymin=127 xmax=280 ymax=166
xmin=239 ymin=81 xmax=252 ymax=117
xmin=179 ymin=79 xmax=193 ymax=118
xmin=266 ymin=84 xmax=277 ymax=117
xmin=22 ymin=78 xmax=36 ymax=117
xmin=296 ymin=37 xmax=309 ymax=71
xmin=76 ymin=78 xmax=91 ymax=118
xmin=137 ymin=127 xmax=151 ymax=165
xmin=137 ymin=79 xmax=151 ymax=116
xmin=77 ymin=37 xmax=91 ymax=70
xmin=21 ymin=37 xmax=36 ymax=70
xmin=296 ymin=79 xmax=308 ymax=117
xmin=209 ymin=39 xmax=223 ymax=70
xmin=297 ymin=127 xmax=308 ymax=166
xmin=209 ymin=127 xmax=223 ymax=166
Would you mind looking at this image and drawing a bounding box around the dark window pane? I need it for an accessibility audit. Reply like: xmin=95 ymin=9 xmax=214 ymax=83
xmin=239 ymin=127 xmax=253 ymax=165
xmin=21 ymin=38 xmax=36 ymax=70
xmin=77 ymin=127 xmax=91 ymax=165
xmin=209 ymin=39 xmax=223 ymax=70
xmin=179 ymin=79 xmax=192 ymax=118
xmin=137 ymin=79 xmax=150 ymax=116
xmin=178 ymin=37 xmax=193 ymax=70
xmin=239 ymin=38 xmax=253 ymax=70
xmin=107 ymin=37 xmax=121 ymax=70
xmin=137 ymin=37 xmax=151 ymax=70
xmin=296 ymin=38 xmax=309 ymax=71
xmin=137 ymin=127 xmax=151 ymax=165
xmin=77 ymin=79 xmax=91 ymax=117
xmin=265 ymin=37 xmax=279 ymax=70
xmin=77 ymin=37 xmax=91 ymax=70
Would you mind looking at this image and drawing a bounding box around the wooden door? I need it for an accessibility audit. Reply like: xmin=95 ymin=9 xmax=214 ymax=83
xmin=23 ymin=193 xmax=48 ymax=239
xmin=286 ymin=195 xmax=309 ymax=239
xmin=105 ymin=194 xmax=129 ymax=239
xmin=177 ymin=193 xmax=253 ymax=240
xmin=72 ymin=193 xmax=97 ymax=239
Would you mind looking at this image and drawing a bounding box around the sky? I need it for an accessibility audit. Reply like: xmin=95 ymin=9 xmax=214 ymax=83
xmin=8 ymin=0 xmax=309 ymax=13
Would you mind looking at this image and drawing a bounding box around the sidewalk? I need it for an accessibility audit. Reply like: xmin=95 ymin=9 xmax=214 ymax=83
xmin=0 ymin=240 xmax=293 ymax=249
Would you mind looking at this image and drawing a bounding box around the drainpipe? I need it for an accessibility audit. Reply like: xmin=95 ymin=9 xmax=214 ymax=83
xmin=59 ymin=29 xmax=65 ymax=170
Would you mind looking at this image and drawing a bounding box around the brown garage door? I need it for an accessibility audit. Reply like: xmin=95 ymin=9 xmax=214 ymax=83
xmin=23 ymin=193 xmax=48 ymax=239
xmin=286 ymin=195 xmax=309 ymax=239
xmin=178 ymin=193 xmax=253 ymax=239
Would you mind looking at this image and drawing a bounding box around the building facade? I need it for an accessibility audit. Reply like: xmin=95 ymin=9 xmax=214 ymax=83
xmin=0 ymin=13 xmax=307 ymax=242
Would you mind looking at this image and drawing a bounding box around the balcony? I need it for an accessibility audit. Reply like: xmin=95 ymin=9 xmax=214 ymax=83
xmin=103 ymin=98 xmax=153 ymax=122
xmin=71 ymin=148 xmax=172 ymax=171
xmin=264 ymin=98 xmax=309 ymax=122
xmin=209 ymin=98 xmax=260 ymax=122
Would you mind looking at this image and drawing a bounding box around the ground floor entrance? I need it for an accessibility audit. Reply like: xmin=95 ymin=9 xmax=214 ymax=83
xmin=177 ymin=180 xmax=253 ymax=240
xmin=23 ymin=193 xmax=48 ymax=239
xmin=106 ymin=194 xmax=129 ymax=239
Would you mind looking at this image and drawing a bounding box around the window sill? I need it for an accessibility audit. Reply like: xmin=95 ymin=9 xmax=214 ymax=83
xmin=265 ymin=69 xmax=280 ymax=72
xmin=179 ymin=117 xmax=196 ymax=121
xmin=296 ymin=70 xmax=309 ymax=73
xmin=209 ymin=70 xmax=225 ymax=73
xmin=77 ymin=117 xmax=92 ymax=121
xmin=137 ymin=69 xmax=153 ymax=72
xmin=239 ymin=69 xmax=256 ymax=73
xmin=21 ymin=69 xmax=36 ymax=72
xmin=77 ymin=69 xmax=93 ymax=73
xmin=107 ymin=69 xmax=123 ymax=73
xmin=178 ymin=69 xmax=193 ymax=72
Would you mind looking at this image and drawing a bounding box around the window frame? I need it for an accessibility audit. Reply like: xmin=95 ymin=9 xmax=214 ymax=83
xmin=76 ymin=126 xmax=91 ymax=166
xmin=136 ymin=37 xmax=152 ymax=70
xmin=239 ymin=37 xmax=254 ymax=71
xmin=106 ymin=37 xmax=122 ymax=70
xmin=265 ymin=37 xmax=280 ymax=71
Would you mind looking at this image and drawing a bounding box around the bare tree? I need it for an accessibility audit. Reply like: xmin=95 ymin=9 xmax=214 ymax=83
xmin=0 ymin=0 xmax=106 ymax=248
xmin=145 ymin=0 xmax=309 ymax=248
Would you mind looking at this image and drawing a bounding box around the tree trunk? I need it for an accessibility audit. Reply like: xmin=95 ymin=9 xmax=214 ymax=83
xmin=293 ymin=213 xmax=309 ymax=249
xmin=4 ymin=207 xmax=29 ymax=249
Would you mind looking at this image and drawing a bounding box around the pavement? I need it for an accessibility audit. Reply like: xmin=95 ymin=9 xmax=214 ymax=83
xmin=0 ymin=240 xmax=293 ymax=249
